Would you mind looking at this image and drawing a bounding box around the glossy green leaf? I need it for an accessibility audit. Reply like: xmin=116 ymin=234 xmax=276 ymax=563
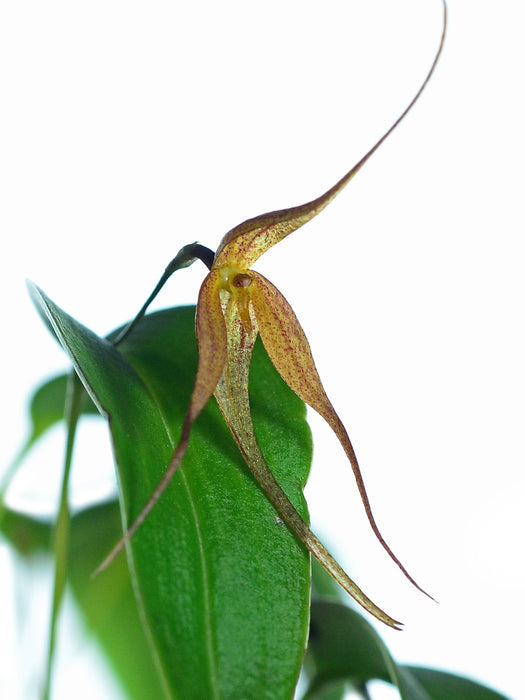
xmin=28 ymin=284 xmax=312 ymax=700
xmin=304 ymin=600 xmax=510 ymax=700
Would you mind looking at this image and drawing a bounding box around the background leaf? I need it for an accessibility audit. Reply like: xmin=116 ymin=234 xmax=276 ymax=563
xmin=305 ymin=600 xmax=405 ymax=699
xmin=0 ymin=374 xmax=99 ymax=517
xmin=305 ymin=597 xmax=510 ymax=700
xmin=25 ymin=373 xmax=98 ymax=449
xmin=68 ymin=500 xmax=167 ymax=700
xmin=400 ymin=666 xmax=512 ymax=700
xmin=28 ymin=285 xmax=313 ymax=700
xmin=0 ymin=501 xmax=164 ymax=700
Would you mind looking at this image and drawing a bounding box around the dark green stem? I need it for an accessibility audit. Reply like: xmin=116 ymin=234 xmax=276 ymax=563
xmin=113 ymin=242 xmax=214 ymax=346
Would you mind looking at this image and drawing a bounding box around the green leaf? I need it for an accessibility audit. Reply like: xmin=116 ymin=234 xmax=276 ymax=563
xmin=25 ymin=373 xmax=98 ymax=448
xmin=0 ymin=374 xmax=98 ymax=523
xmin=43 ymin=372 xmax=87 ymax=700
xmin=305 ymin=600 xmax=403 ymax=699
xmin=0 ymin=501 xmax=165 ymax=700
xmin=28 ymin=283 xmax=312 ymax=700
xmin=0 ymin=505 xmax=52 ymax=555
xmin=304 ymin=600 xmax=510 ymax=700
xmin=303 ymin=680 xmax=348 ymax=700
xmin=401 ymin=666 xmax=511 ymax=700
xmin=68 ymin=500 xmax=166 ymax=700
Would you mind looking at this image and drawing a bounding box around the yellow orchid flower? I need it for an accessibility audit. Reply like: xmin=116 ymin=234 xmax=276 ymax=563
xmin=98 ymin=4 xmax=446 ymax=629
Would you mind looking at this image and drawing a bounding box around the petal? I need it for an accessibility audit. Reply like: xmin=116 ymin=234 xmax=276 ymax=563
xmin=213 ymin=287 xmax=402 ymax=629
xmin=192 ymin=269 xmax=229 ymax=419
xmin=214 ymin=177 xmax=357 ymax=270
xmin=95 ymin=270 xmax=227 ymax=574
xmin=250 ymin=272 xmax=431 ymax=597
xmin=214 ymin=8 xmax=446 ymax=270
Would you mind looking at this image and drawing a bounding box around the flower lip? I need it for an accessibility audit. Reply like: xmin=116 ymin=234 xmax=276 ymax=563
xmin=219 ymin=266 xmax=253 ymax=293
xmin=232 ymin=273 xmax=253 ymax=289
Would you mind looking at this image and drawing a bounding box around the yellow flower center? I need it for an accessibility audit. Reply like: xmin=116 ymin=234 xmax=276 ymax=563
xmin=232 ymin=272 xmax=252 ymax=288
xmin=218 ymin=266 xmax=254 ymax=330
xmin=219 ymin=266 xmax=253 ymax=293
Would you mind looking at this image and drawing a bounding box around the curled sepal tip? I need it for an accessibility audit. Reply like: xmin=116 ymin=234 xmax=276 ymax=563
xmin=214 ymin=1 xmax=446 ymax=271
xmin=213 ymin=289 xmax=403 ymax=628
xmin=250 ymin=273 xmax=433 ymax=600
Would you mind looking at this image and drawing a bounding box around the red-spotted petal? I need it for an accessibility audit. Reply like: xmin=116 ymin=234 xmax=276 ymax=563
xmin=213 ymin=282 xmax=403 ymax=628
xmin=250 ymin=271 xmax=431 ymax=597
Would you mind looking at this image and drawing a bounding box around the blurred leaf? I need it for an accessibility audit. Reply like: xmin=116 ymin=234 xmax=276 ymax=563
xmin=28 ymin=284 xmax=312 ymax=700
xmin=401 ymin=666 xmax=511 ymax=700
xmin=0 ymin=372 xmax=99 ymax=526
xmin=0 ymin=501 xmax=165 ymax=700
xmin=68 ymin=500 xmax=166 ymax=700
xmin=305 ymin=600 xmax=510 ymax=700
xmin=0 ymin=506 xmax=52 ymax=554
xmin=26 ymin=373 xmax=98 ymax=447
xmin=305 ymin=601 xmax=403 ymax=699
xmin=303 ymin=679 xmax=348 ymax=700
xmin=10 ymin=372 xmax=98 ymax=469
xmin=43 ymin=372 xmax=86 ymax=700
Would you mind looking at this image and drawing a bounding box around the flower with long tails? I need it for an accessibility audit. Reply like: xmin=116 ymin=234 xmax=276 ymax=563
xmin=97 ymin=3 xmax=447 ymax=629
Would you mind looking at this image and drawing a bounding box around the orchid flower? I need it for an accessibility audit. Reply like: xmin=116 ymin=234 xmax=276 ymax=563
xmin=97 ymin=4 xmax=446 ymax=629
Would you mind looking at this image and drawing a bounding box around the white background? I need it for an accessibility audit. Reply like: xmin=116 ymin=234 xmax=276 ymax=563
xmin=1 ymin=1 xmax=523 ymax=698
